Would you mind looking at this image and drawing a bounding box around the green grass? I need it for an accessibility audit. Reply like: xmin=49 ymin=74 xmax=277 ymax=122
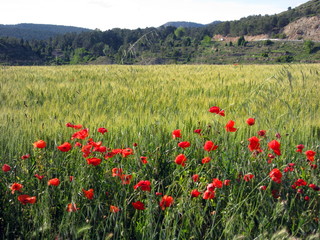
xmin=0 ymin=64 xmax=319 ymax=239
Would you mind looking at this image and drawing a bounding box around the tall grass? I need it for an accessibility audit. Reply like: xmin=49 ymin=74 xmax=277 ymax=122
xmin=0 ymin=64 xmax=319 ymax=239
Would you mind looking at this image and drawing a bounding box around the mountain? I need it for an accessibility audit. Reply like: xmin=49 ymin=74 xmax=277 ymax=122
xmin=161 ymin=21 xmax=222 ymax=28
xmin=0 ymin=23 xmax=92 ymax=40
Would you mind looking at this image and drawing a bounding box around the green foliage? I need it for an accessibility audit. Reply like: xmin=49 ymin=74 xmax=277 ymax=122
xmin=304 ymin=40 xmax=315 ymax=54
xmin=237 ymin=36 xmax=247 ymax=46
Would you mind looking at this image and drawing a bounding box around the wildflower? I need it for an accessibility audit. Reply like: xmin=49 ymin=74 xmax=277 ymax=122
xmin=10 ymin=183 xmax=23 ymax=194
xmin=112 ymin=168 xmax=123 ymax=177
xmin=178 ymin=141 xmax=191 ymax=149
xmin=132 ymin=201 xmax=145 ymax=210
xmin=159 ymin=195 xmax=174 ymax=210
xmin=193 ymin=129 xmax=202 ymax=135
xmin=97 ymin=127 xmax=108 ymax=134
xmin=309 ymin=184 xmax=320 ymax=191
xmin=66 ymin=203 xmax=79 ymax=212
xmin=2 ymin=164 xmax=11 ymax=172
xmin=202 ymin=157 xmax=211 ymax=164
xmin=295 ymin=179 xmax=307 ymax=186
xmin=203 ymin=190 xmax=215 ymax=199
xmin=175 ymin=154 xmax=187 ymax=167
xmin=33 ymin=140 xmax=46 ymax=148
xmin=71 ymin=128 xmax=89 ymax=140
xmin=191 ymin=189 xmax=201 ymax=197
xmin=18 ymin=195 xmax=37 ymax=205
xmin=223 ymin=180 xmax=231 ymax=186
xmin=57 ymin=142 xmax=72 ymax=152
xmin=86 ymin=157 xmax=101 ymax=166
xmin=121 ymin=174 xmax=132 ymax=185
xmin=203 ymin=141 xmax=218 ymax=152
xmin=259 ymin=185 xmax=267 ymax=190
xmin=304 ymin=196 xmax=310 ymax=201
xmin=134 ymin=180 xmax=151 ymax=192
xmin=69 ymin=176 xmax=74 ymax=182
xmin=21 ymin=154 xmax=30 ymax=160
xmin=140 ymin=156 xmax=148 ymax=164
xmin=269 ymin=168 xmax=282 ymax=183
xmin=268 ymin=140 xmax=281 ymax=156
xmin=212 ymin=178 xmax=223 ymax=188
xmin=243 ymin=174 xmax=254 ymax=182
xmin=48 ymin=178 xmax=60 ymax=186
xmin=207 ymin=183 xmax=215 ymax=192
xmin=34 ymin=174 xmax=44 ymax=180
xmin=192 ymin=174 xmax=199 ymax=182
xmin=305 ymin=150 xmax=316 ymax=161
xmin=248 ymin=136 xmax=261 ymax=152
xmin=257 ymin=130 xmax=266 ymax=137
xmin=246 ymin=118 xmax=255 ymax=126
xmin=121 ymin=148 xmax=134 ymax=157
xmin=110 ymin=205 xmax=120 ymax=213
xmin=172 ymin=129 xmax=182 ymax=139
xmin=82 ymin=189 xmax=94 ymax=200
xmin=209 ymin=106 xmax=225 ymax=116
xmin=296 ymin=144 xmax=304 ymax=153
xmin=225 ymin=120 xmax=237 ymax=132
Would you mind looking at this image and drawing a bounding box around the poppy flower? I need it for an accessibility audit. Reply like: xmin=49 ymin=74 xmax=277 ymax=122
xmin=66 ymin=203 xmax=79 ymax=212
xmin=134 ymin=180 xmax=151 ymax=192
xmin=207 ymin=183 xmax=215 ymax=192
xmin=33 ymin=140 xmax=46 ymax=148
xmin=155 ymin=192 xmax=163 ymax=196
xmin=305 ymin=150 xmax=316 ymax=161
xmin=209 ymin=106 xmax=225 ymax=116
xmin=172 ymin=129 xmax=182 ymax=139
xmin=140 ymin=156 xmax=148 ymax=164
xmin=268 ymin=140 xmax=281 ymax=156
xmin=132 ymin=201 xmax=145 ymax=210
xmin=71 ymin=128 xmax=89 ymax=140
xmin=69 ymin=176 xmax=74 ymax=182
xmin=110 ymin=205 xmax=120 ymax=213
xmin=93 ymin=146 xmax=107 ymax=153
xmin=257 ymin=130 xmax=266 ymax=137
xmin=121 ymin=148 xmax=134 ymax=157
xmin=86 ymin=157 xmax=101 ymax=166
xmin=178 ymin=141 xmax=191 ymax=149
xmin=202 ymin=157 xmax=211 ymax=164
xmin=112 ymin=168 xmax=123 ymax=177
xmin=97 ymin=127 xmax=108 ymax=134
xmin=248 ymin=136 xmax=261 ymax=152
xmin=82 ymin=189 xmax=94 ymax=200
xmin=212 ymin=178 xmax=223 ymax=188
xmin=203 ymin=141 xmax=218 ymax=152
xmin=223 ymin=180 xmax=231 ymax=186
xmin=269 ymin=168 xmax=282 ymax=183
xmin=192 ymin=174 xmax=199 ymax=182
xmin=225 ymin=120 xmax=237 ymax=132
xmin=193 ymin=129 xmax=202 ymax=135
xmin=191 ymin=189 xmax=201 ymax=198
xmin=121 ymin=174 xmax=132 ymax=185
xmin=243 ymin=174 xmax=254 ymax=182
xmin=66 ymin=123 xmax=82 ymax=129
xmin=259 ymin=185 xmax=267 ymax=190
xmin=75 ymin=142 xmax=82 ymax=147
xmin=2 ymin=164 xmax=11 ymax=172
xmin=295 ymin=144 xmax=304 ymax=153
xmin=34 ymin=174 xmax=44 ymax=180
xmin=48 ymin=178 xmax=60 ymax=186
xmin=174 ymin=154 xmax=187 ymax=167
xmin=133 ymin=142 xmax=138 ymax=147
xmin=203 ymin=190 xmax=215 ymax=199
xmin=21 ymin=154 xmax=30 ymax=160
xmin=57 ymin=142 xmax=72 ymax=152
xmin=295 ymin=179 xmax=307 ymax=186
xmin=246 ymin=118 xmax=255 ymax=126
xmin=10 ymin=183 xmax=23 ymax=194
xmin=159 ymin=195 xmax=174 ymax=210
xmin=18 ymin=195 xmax=37 ymax=205
xmin=309 ymin=184 xmax=320 ymax=191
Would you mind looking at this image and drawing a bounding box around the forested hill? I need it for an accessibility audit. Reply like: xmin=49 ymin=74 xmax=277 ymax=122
xmin=0 ymin=24 xmax=92 ymax=40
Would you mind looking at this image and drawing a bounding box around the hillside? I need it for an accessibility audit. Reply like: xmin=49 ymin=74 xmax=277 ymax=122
xmin=283 ymin=16 xmax=320 ymax=41
xmin=0 ymin=23 xmax=92 ymax=40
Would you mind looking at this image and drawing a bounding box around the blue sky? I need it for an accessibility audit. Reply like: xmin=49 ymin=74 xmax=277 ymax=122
xmin=0 ymin=0 xmax=308 ymax=30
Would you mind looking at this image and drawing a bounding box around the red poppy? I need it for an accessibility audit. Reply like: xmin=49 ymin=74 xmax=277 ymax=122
xmin=159 ymin=195 xmax=174 ymax=210
xmin=225 ymin=120 xmax=237 ymax=132
xmin=246 ymin=118 xmax=255 ymax=126
xmin=75 ymin=142 xmax=82 ymax=147
xmin=207 ymin=183 xmax=215 ymax=192
xmin=121 ymin=174 xmax=132 ymax=185
xmin=209 ymin=106 xmax=225 ymax=116
xmin=269 ymin=168 xmax=282 ymax=184
xmin=121 ymin=148 xmax=134 ymax=157
xmin=71 ymin=128 xmax=89 ymax=140
xmin=296 ymin=144 xmax=304 ymax=153
xmin=309 ymin=184 xmax=320 ymax=191
xmin=132 ymin=201 xmax=145 ymax=210
xmin=66 ymin=123 xmax=82 ymax=129
xmin=295 ymin=179 xmax=307 ymax=186
xmin=172 ymin=129 xmax=182 ymax=139
xmin=33 ymin=140 xmax=46 ymax=148
xmin=155 ymin=192 xmax=163 ymax=196
xmin=259 ymin=185 xmax=267 ymax=190
xmin=203 ymin=190 xmax=215 ymax=199
xmin=69 ymin=176 xmax=74 ymax=182
xmin=48 ymin=178 xmax=60 ymax=186
xmin=192 ymin=174 xmax=199 ymax=182
xmin=133 ymin=142 xmax=138 ymax=147
xmin=178 ymin=141 xmax=191 ymax=149
xmin=18 ymin=195 xmax=37 ymax=205
xmin=305 ymin=150 xmax=316 ymax=161
xmin=66 ymin=203 xmax=79 ymax=212
xmin=223 ymin=179 xmax=231 ymax=186
xmin=97 ymin=127 xmax=108 ymax=134
xmin=212 ymin=178 xmax=223 ymax=188
xmin=248 ymin=136 xmax=262 ymax=152
xmin=10 ymin=183 xmax=23 ymax=194
xmin=34 ymin=174 xmax=44 ymax=180
xmin=93 ymin=146 xmax=107 ymax=153
xmin=112 ymin=168 xmax=123 ymax=177
xmin=82 ymin=189 xmax=94 ymax=200
xmin=257 ymin=130 xmax=266 ymax=137
xmin=134 ymin=180 xmax=151 ymax=192
xmin=2 ymin=164 xmax=11 ymax=172
xmin=193 ymin=129 xmax=202 ymax=135
xmin=268 ymin=140 xmax=281 ymax=156
xmin=202 ymin=157 xmax=211 ymax=164
xmin=203 ymin=141 xmax=218 ymax=152
xmin=243 ymin=174 xmax=254 ymax=182
xmin=191 ymin=189 xmax=201 ymax=197
xmin=174 ymin=154 xmax=187 ymax=167
xmin=57 ymin=142 xmax=72 ymax=152
xmin=86 ymin=157 xmax=101 ymax=166
xmin=110 ymin=205 xmax=120 ymax=213
xmin=140 ymin=156 xmax=148 ymax=164
xmin=21 ymin=154 xmax=30 ymax=160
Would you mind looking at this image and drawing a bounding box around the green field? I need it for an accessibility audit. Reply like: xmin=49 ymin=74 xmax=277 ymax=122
xmin=0 ymin=64 xmax=319 ymax=239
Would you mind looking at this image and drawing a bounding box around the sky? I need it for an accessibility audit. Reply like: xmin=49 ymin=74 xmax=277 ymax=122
xmin=0 ymin=0 xmax=309 ymax=31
